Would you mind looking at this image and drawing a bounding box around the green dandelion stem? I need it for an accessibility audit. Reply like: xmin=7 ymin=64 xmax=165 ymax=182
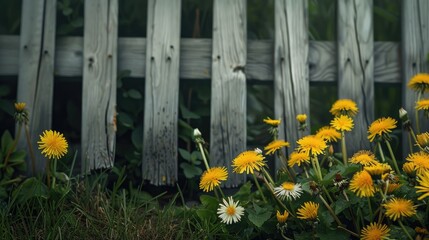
xmin=312 ymin=156 xmax=323 ymax=181
xmin=408 ymin=131 xmax=414 ymax=153
xmin=3 ymin=123 xmax=22 ymax=167
xmin=319 ymin=195 xmax=343 ymax=226
xmin=262 ymin=168 xmax=275 ymax=186
xmin=385 ymin=140 xmax=400 ymax=174
xmin=367 ymin=197 xmax=374 ymax=221
xmin=416 ymin=91 xmax=422 ymax=133
xmin=398 ymin=219 xmax=413 ymax=240
xmin=215 ymin=186 xmax=225 ymax=200
xmin=197 ymin=142 xmax=210 ymax=170
xmin=253 ymin=173 xmax=267 ymax=203
xmin=303 ymin=166 xmax=310 ymax=178
xmin=46 ymin=158 xmax=51 ymax=188
xmin=262 ymin=176 xmax=295 ymax=218
xmin=377 ymin=142 xmax=386 ymax=163
xmin=341 ymin=131 xmax=348 ymax=166
xmin=52 ymin=158 xmax=58 ymax=188
xmin=24 ymin=124 xmax=36 ymax=175
xmin=322 ymin=185 xmax=334 ymax=204
xmin=337 ymin=226 xmax=359 ymax=238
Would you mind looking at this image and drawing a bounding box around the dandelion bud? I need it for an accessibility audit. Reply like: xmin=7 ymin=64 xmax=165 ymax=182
xmin=276 ymin=210 xmax=289 ymax=223
xmin=193 ymin=128 xmax=202 ymax=137
xmin=13 ymin=102 xmax=29 ymax=125
xmin=416 ymin=132 xmax=429 ymax=149
xmin=399 ymin=108 xmax=408 ymax=120
xmin=296 ymin=114 xmax=307 ymax=124
xmin=402 ymin=162 xmax=416 ymax=176
xmin=254 ymin=148 xmax=262 ymax=154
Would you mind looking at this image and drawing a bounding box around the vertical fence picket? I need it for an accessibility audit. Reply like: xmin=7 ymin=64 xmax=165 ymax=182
xmin=142 ymin=0 xmax=181 ymax=185
xmin=401 ymin=0 xmax=429 ymax=157
xmin=337 ymin=0 xmax=374 ymax=153
xmin=274 ymin=0 xmax=310 ymax=168
xmin=82 ymin=0 xmax=118 ymax=172
xmin=17 ymin=0 xmax=57 ymax=174
xmin=211 ymin=0 xmax=247 ymax=187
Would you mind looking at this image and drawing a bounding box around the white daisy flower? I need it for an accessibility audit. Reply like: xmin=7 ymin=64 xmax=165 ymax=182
xmin=217 ymin=196 xmax=245 ymax=224
xmin=274 ymin=182 xmax=303 ymax=201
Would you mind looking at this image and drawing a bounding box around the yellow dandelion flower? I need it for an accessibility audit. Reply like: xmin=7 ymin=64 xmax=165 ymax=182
xmin=367 ymin=117 xmax=397 ymax=142
xmin=264 ymin=140 xmax=289 ymax=155
xmin=403 ymin=162 xmax=416 ymax=175
xmin=38 ymin=130 xmax=68 ymax=160
xmin=296 ymin=135 xmax=327 ymax=156
xmin=349 ymin=150 xmax=378 ymax=166
xmin=199 ymin=167 xmax=228 ymax=192
xmin=316 ymin=126 xmax=341 ymax=143
xmin=288 ymin=151 xmax=310 ymax=167
xmin=263 ymin=117 xmax=281 ymax=127
xmin=14 ymin=102 xmax=26 ymax=112
xmin=349 ymin=170 xmax=375 ymax=197
xmin=408 ymin=73 xmax=429 ymax=93
xmin=296 ymin=114 xmax=307 ymax=124
xmin=382 ymin=197 xmax=416 ymax=221
xmin=416 ymin=170 xmax=429 ymax=201
xmin=385 ymin=183 xmax=402 ymax=194
xmin=329 ymin=99 xmax=359 ymax=116
xmin=364 ymin=163 xmax=392 ymax=176
xmin=416 ymin=99 xmax=429 ymax=111
xmin=276 ymin=210 xmax=289 ymax=223
xmin=330 ymin=115 xmax=354 ymax=132
xmin=361 ymin=222 xmax=390 ymax=240
xmin=416 ymin=132 xmax=429 ymax=148
xmin=232 ymin=150 xmax=265 ymax=174
xmin=406 ymin=151 xmax=429 ymax=174
xmin=297 ymin=201 xmax=319 ymax=220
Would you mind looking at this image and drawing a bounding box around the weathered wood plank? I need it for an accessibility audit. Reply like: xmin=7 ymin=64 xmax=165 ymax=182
xmin=142 ymin=0 xmax=181 ymax=186
xmin=17 ymin=0 xmax=57 ymax=174
xmin=274 ymin=0 xmax=310 ymax=165
xmin=401 ymin=0 xmax=429 ymax=157
xmin=0 ymin=35 xmax=401 ymax=83
xmin=337 ymin=0 xmax=374 ymax=152
xmin=82 ymin=0 xmax=118 ymax=172
xmin=210 ymin=0 xmax=247 ymax=187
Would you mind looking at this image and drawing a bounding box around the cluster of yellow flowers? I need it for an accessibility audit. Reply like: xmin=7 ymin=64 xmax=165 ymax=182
xmin=196 ymin=73 xmax=429 ymax=240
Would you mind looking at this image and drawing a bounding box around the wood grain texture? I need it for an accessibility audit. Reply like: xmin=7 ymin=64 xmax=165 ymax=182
xmin=274 ymin=0 xmax=310 ymax=166
xmin=82 ymin=0 xmax=118 ymax=173
xmin=142 ymin=0 xmax=181 ymax=186
xmin=210 ymin=0 xmax=247 ymax=187
xmin=401 ymin=0 xmax=429 ymax=157
xmin=17 ymin=0 xmax=56 ymax=174
xmin=0 ymin=36 xmax=401 ymax=83
xmin=337 ymin=0 xmax=374 ymax=152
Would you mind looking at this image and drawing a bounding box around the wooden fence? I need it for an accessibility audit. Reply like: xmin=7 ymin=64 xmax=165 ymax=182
xmin=0 ymin=0 xmax=428 ymax=187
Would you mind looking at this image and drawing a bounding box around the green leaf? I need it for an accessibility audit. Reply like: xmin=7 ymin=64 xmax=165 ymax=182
xmin=179 ymin=104 xmax=200 ymax=119
xmin=12 ymin=177 xmax=48 ymax=203
xmin=317 ymin=226 xmax=350 ymax=240
xmin=196 ymin=209 xmax=216 ymax=222
xmin=234 ymin=181 xmax=252 ymax=201
xmin=62 ymin=7 xmax=73 ymax=16
xmin=1 ymin=130 xmax=13 ymax=155
xmin=54 ymin=172 xmax=70 ymax=182
xmin=333 ymin=198 xmax=350 ymax=215
xmin=199 ymin=195 xmax=219 ymax=211
xmin=117 ymin=112 xmax=134 ymax=128
xmin=247 ymin=204 xmax=272 ymax=228
xmin=180 ymin=162 xmax=202 ymax=179
xmin=127 ymin=89 xmax=142 ymax=99
xmin=8 ymin=150 xmax=26 ymax=163
xmin=294 ymin=232 xmax=313 ymax=240
xmin=178 ymin=148 xmax=191 ymax=161
xmin=131 ymin=124 xmax=143 ymax=150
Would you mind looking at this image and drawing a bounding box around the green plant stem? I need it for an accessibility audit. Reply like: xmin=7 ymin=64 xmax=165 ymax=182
xmin=367 ymin=197 xmax=373 ymax=221
xmin=311 ymin=156 xmax=323 ymax=181
xmin=278 ymin=150 xmax=295 ymax=182
xmin=322 ymin=185 xmax=334 ymax=204
xmin=341 ymin=131 xmax=348 ymax=166
xmin=398 ymin=219 xmax=413 ymax=240
xmin=319 ymin=195 xmax=343 ymax=227
xmin=253 ymin=173 xmax=267 ymax=203
xmin=262 ymin=176 xmax=295 ymax=218
xmin=3 ymin=123 xmax=22 ymax=167
xmin=337 ymin=226 xmax=359 ymax=238
xmin=52 ymin=159 xmax=57 ymax=188
xmin=24 ymin=124 xmax=37 ymax=175
xmin=416 ymin=91 xmax=422 ymax=134
xmin=377 ymin=142 xmax=386 ymax=163
xmin=385 ymin=140 xmax=400 ymax=174
xmin=216 ymin=186 xmax=226 ymax=199
xmin=408 ymin=131 xmax=414 ymax=153
xmin=197 ymin=142 xmax=210 ymax=170
xmin=262 ymin=168 xmax=275 ymax=186
xmin=46 ymin=158 xmax=51 ymax=188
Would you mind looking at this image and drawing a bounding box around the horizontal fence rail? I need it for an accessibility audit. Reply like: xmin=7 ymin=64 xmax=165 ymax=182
xmin=0 ymin=0 xmax=428 ymax=186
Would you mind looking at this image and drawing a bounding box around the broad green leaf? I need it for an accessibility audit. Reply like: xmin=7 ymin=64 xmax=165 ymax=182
xmin=8 ymin=150 xmax=26 ymax=163
xmin=317 ymin=226 xmax=350 ymax=240
xmin=180 ymin=162 xmax=202 ymax=179
xmin=131 ymin=124 xmax=143 ymax=150
xmin=294 ymin=232 xmax=313 ymax=240
xmin=234 ymin=181 xmax=252 ymax=201
xmin=333 ymin=198 xmax=350 ymax=215
xmin=54 ymin=172 xmax=70 ymax=182
xmin=117 ymin=112 xmax=134 ymax=128
xmin=199 ymin=195 xmax=219 ymax=210
xmin=1 ymin=130 xmax=13 ymax=155
xmin=178 ymin=148 xmax=191 ymax=161
xmin=127 ymin=89 xmax=142 ymax=99
xmin=179 ymin=104 xmax=200 ymax=119
xmin=247 ymin=204 xmax=272 ymax=228
xmin=196 ymin=209 xmax=216 ymax=222
xmin=12 ymin=177 xmax=48 ymax=203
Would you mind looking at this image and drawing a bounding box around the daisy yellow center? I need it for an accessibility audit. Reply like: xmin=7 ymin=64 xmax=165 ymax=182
xmin=281 ymin=182 xmax=295 ymax=191
xmin=226 ymin=206 xmax=236 ymax=216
